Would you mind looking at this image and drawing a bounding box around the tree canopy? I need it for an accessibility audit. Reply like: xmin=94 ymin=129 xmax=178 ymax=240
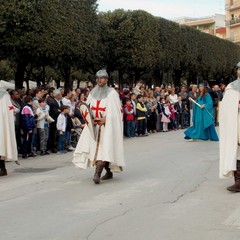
xmin=0 ymin=4 xmax=239 ymax=88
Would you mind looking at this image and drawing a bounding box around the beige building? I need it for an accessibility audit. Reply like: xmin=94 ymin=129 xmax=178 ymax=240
xmin=173 ymin=14 xmax=226 ymax=39
xmin=226 ymin=0 xmax=240 ymax=44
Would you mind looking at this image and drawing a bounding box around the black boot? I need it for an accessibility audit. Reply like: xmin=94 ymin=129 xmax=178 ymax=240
xmin=93 ymin=161 xmax=104 ymax=184
xmin=101 ymin=162 xmax=113 ymax=180
xmin=227 ymin=170 xmax=240 ymax=192
xmin=0 ymin=159 xmax=7 ymax=177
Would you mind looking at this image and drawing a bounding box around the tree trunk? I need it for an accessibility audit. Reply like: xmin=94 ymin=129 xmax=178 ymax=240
xmin=15 ymin=60 xmax=28 ymax=89
xmin=77 ymin=78 xmax=80 ymax=88
xmin=60 ymin=65 xmax=71 ymax=89
xmin=173 ymin=70 xmax=182 ymax=87
xmin=135 ymin=69 xmax=141 ymax=83
xmin=118 ymin=69 xmax=124 ymax=90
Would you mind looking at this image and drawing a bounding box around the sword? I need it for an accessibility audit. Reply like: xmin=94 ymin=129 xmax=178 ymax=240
xmin=189 ymin=97 xmax=214 ymax=119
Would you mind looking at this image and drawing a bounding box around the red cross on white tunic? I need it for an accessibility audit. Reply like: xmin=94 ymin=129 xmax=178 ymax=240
xmin=91 ymin=100 xmax=106 ymax=118
xmin=82 ymin=110 xmax=89 ymax=125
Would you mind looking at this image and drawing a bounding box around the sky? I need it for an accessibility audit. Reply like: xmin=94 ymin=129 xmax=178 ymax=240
xmin=97 ymin=0 xmax=225 ymax=19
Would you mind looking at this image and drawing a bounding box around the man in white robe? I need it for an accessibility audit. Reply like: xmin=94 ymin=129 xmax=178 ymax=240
xmin=73 ymin=70 xmax=125 ymax=184
xmin=219 ymin=62 xmax=240 ymax=192
xmin=0 ymin=88 xmax=18 ymax=176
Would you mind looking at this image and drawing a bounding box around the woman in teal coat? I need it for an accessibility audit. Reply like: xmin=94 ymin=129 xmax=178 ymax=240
xmin=184 ymin=83 xmax=219 ymax=141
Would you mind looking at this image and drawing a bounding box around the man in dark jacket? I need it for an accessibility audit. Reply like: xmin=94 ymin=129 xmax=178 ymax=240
xmin=174 ymin=96 xmax=188 ymax=129
xmin=47 ymin=89 xmax=63 ymax=153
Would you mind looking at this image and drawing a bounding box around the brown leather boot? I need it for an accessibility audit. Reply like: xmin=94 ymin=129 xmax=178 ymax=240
xmin=101 ymin=162 xmax=113 ymax=180
xmin=227 ymin=170 xmax=240 ymax=192
xmin=0 ymin=160 xmax=7 ymax=177
xmin=93 ymin=161 xmax=104 ymax=184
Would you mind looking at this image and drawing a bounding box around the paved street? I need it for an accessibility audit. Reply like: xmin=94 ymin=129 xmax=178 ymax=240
xmin=1 ymin=129 xmax=240 ymax=240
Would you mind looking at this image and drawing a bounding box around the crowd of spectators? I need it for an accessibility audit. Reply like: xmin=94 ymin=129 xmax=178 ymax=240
xmin=121 ymin=80 xmax=224 ymax=138
xmin=7 ymin=80 xmax=225 ymax=159
xmin=9 ymin=86 xmax=88 ymax=158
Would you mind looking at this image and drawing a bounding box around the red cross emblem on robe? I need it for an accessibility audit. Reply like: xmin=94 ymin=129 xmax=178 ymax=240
xmin=91 ymin=100 xmax=106 ymax=118
xmin=9 ymin=106 xmax=14 ymax=111
xmin=82 ymin=110 xmax=89 ymax=125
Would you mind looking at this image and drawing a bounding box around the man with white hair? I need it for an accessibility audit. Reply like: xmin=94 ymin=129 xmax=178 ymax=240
xmin=73 ymin=70 xmax=125 ymax=184
xmin=220 ymin=62 xmax=240 ymax=192
xmin=0 ymin=87 xmax=17 ymax=176
xmin=47 ymin=89 xmax=63 ymax=153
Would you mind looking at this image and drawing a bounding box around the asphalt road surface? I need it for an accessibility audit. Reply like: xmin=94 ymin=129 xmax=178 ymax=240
xmin=1 ymin=129 xmax=240 ymax=240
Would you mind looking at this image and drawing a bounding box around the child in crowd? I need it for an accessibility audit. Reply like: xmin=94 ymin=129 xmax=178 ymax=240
xmin=161 ymin=100 xmax=171 ymax=132
xmin=169 ymin=103 xmax=177 ymax=130
xmin=124 ymin=98 xmax=135 ymax=138
xmin=36 ymin=98 xmax=54 ymax=155
xmin=174 ymin=96 xmax=186 ymax=129
xmin=56 ymin=105 xmax=70 ymax=154
xmin=136 ymin=94 xmax=148 ymax=137
xmin=20 ymin=96 xmax=36 ymax=158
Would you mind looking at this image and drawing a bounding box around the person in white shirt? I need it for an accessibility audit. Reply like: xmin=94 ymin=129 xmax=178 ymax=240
xmin=36 ymin=99 xmax=54 ymax=155
xmin=56 ymin=105 xmax=70 ymax=154
xmin=62 ymin=89 xmax=72 ymax=114
xmin=169 ymin=89 xmax=178 ymax=104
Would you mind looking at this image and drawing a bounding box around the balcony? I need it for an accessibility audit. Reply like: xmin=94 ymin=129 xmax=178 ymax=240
xmin=226 ymin=17 xmax=240 ymax=27
xmin=225 ymin=4 xmax=240 ymax=11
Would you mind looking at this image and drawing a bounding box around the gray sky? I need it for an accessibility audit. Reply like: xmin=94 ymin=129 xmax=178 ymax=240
xmin=98 ymin=0 xmax=225 ymax=19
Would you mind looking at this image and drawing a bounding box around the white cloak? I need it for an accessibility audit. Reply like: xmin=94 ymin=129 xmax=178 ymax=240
xmin=0 ymin=88 xmax=18 ymax=161
xmin=219 ymin=83 xmax=240 ymax=178
xmin=72 ymin=88 xmax=125 ymax=173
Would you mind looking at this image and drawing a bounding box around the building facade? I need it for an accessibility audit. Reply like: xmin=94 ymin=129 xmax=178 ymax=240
xmin=173 ymin=14 xmax=226 ymax=39
xmin=226 ymin=0 xmax=240 ymax=44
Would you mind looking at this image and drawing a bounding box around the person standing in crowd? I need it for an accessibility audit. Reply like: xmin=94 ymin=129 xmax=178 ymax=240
xmin=133 ymin=80 xmax=144 ymax=95
xmin=75 ymin=88 xmax=81 ymax=101
xmin=124 ymin=98 xmax=135 ymax=138
xmin=156 ymin=96 xmax=163 ymax=132
xmin=0 ymin=87 xmax=18 ymax=176
xmin=136 ymin=94 xmax=148 ymax=137
xmin=36 ymin=99 xmax=54 ymax=155
xmin=184 ymin=83 xmax=219 ymax=141
xmin=47 ymin=89 xmax=63 ymax=153
xmin=153 ymin=86 xmax=161 ymax=98
xmin=212 ymin=85 xmax=223 ymax=126
xmin=31 ymin=88 xmax=43 ymax=155
xmin=179 ymin=86 xmax=188 ymax=105
xmin=175 ymin=96 xmax=184 ymax=129
xmin=70 ymin=91 xmax=77 ymax=114
xmin=73 ymin=70 xmax=125 ymax=184
xmin=10 ymin=90 xmax=22 ymax=153
xmin=62 ymin=89 xmax=73 ymax=113
xmin=219 ymin=62 xmax=240 ymax=192
xmin=79 ymin=92 xmax=86 ymax=103
xmin=130 ymin=93 xmax=137 ymax=134
xmin=62 ymin=89 xmax=74 ymax=151
xmin=161 ymin=101 xmax=171 ymax=132
xmin=169 ymin=89 xmax=178 ymax=104
xmin=147 ymin=93 xmax=157 ymax=133
xmin=130 ymin=93 xmax=137 ymax=116
xmin=169 ymin=103 xmax=177 ymax=130
xmin=188 ymin=84 xmax=198 ymax=126
xmin=56 ymin=105 xmax=70 ymax=154
xmin=20 ymin=96 xmax=36 ymax=159
xmin=220 ymin=83 xmax=227 ymax=96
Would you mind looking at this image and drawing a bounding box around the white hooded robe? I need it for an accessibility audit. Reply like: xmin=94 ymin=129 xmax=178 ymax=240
xmin=219 ymin=80 xmax=240 ymax=178
xmin=0 ymin=88 xmax=18 ymax=161
xmin=72 ymin=87 xmax=125 ymax=172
